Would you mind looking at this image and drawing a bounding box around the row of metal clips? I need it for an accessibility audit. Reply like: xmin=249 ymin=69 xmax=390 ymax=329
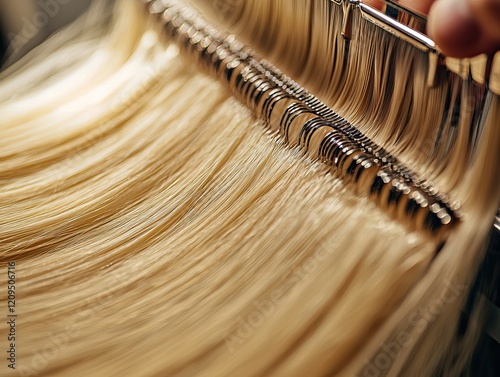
xmin=141 ymin=0 xmax=464 ymax=238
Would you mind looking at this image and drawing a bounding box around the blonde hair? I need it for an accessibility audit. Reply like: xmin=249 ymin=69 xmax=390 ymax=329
xmin=0 ymin=1 xmax=498 ymax=376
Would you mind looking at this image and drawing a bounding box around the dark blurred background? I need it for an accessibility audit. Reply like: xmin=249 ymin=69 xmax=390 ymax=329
xmin=0 ymin=0 xmax=92 ymax=64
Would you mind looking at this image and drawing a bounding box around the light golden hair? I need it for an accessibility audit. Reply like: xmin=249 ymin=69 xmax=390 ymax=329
xmin=0 ymin=1 xmax=498 ymax=376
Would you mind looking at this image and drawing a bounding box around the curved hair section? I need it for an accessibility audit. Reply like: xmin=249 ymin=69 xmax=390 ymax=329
xmin=0 ymin=1 xmax=498 ymax=376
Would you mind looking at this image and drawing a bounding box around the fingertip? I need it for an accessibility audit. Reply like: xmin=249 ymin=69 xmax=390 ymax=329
xmin=468 ymin=0 xmax=500 ymax=40
xmin=428 ymin=0 xmax=483 ymax=58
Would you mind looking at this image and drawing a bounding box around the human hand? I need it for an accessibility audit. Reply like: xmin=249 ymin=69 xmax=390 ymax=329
xmin=364 ymin=0 xmax=500 ymax=58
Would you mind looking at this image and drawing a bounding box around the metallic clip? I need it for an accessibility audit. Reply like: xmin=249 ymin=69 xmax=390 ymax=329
xmin=331 ymin=0 xmax=500 ymax=94
xmin=341 ymin=0 xmax=356 ymax=39
xmin=332 ymin=0 xmax=439 ymax=88
xmin=143 ymin=0 xmax=463 ymax=237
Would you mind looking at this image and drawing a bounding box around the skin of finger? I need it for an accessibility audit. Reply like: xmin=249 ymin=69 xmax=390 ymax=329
xmin=360 ymin=0 xmax=499 ymax=57
xmin=468 ymin=0 xmax=500 ymax=39
xmin=427 ymin=0 xmax=483 ymax=57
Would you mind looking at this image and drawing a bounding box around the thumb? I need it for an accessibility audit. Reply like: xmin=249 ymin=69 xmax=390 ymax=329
xmin=428 ymin=0 xmax=500 ymax=57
